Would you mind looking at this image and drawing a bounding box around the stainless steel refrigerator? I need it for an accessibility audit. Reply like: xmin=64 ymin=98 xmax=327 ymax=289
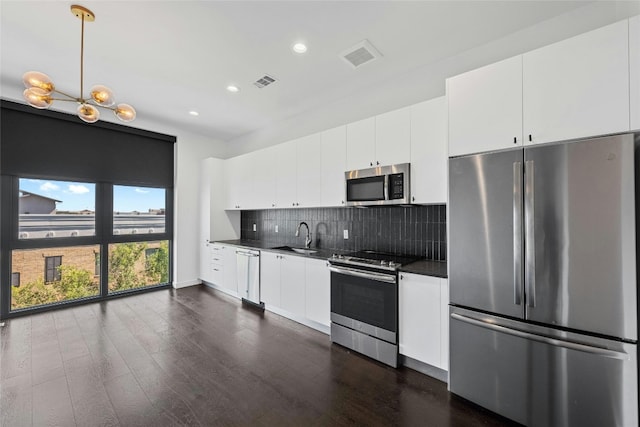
xmin=448 ymin=133 xmax=638 ymax=426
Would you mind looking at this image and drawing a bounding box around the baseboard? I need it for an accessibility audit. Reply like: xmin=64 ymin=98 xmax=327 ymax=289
xmin=400 ymin=354 xmax=448 ymax=383
xmin=201 ymin=281 xmax=240 ymax=298
xmin=173 ymin=279 xmax=200 ymax=289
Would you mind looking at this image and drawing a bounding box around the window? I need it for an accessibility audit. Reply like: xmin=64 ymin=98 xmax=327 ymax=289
xmin=113 ymin=186 xmax=165 ymax=236
xmin=19 ymin=178 xmax=96 ymax=239
xmin=11 ymin=272 xmax=20 ymax=287
xmin=11 ymin=246 xmax=101 ymax=311
xmin=109 ymin=240 xmax=169 ymax=293
xmin=45 ymin=256 xmax=62 ymax=282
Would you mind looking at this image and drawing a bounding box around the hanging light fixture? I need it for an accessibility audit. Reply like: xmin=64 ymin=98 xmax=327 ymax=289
xmin=22 ymin=5 xmax=136 ymax=123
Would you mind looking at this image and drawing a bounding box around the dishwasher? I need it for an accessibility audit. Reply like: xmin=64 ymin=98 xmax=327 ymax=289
xmin=235 ymin=248 xmax=264 ymax=310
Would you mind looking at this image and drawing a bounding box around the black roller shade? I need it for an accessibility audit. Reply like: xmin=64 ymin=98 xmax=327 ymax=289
xmin=1 ymin=100 xmax=175 ymax=188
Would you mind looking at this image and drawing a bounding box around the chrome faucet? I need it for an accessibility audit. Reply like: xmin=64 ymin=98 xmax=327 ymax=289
xmin=295 ymin=221 xmax=312 ymax=248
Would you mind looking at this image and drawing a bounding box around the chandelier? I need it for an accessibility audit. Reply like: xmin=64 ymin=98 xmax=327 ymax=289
xmin=22 ymin=5 xmax=136 ymax=123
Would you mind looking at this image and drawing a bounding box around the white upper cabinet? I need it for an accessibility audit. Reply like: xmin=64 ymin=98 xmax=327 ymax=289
xmin=346 ymin=117 xmax=376 ymax=170
xmin=275 ymin=140 xmax=297 ymax=208
xmin=410 ymin=97 xmax=447 ymax=204
xmin=630 ymin=15 xmax=640 ymax=131
xmin=321 ymin=126 xmax=347 ymax=207
xmin=296 ymin=133 xmax=322 ymax=207
xmin=250 ymin=147 xmax=277 ymax=209
xmin=375 ymin=106 xmax=411 ymax=166
xmin=523 ymin=19 xmax=630 ymax=145
xmin=224 ymin=154 xmax=253 ymax=210
xmin=448 ymin=55 xmax=523 ymax=157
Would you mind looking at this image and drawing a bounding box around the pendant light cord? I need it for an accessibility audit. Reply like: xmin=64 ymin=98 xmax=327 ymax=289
xmin=80 ymin=13 xmax=85 ymax=101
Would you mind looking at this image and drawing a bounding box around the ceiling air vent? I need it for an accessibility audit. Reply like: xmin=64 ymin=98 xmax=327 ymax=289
xmin=341 ymin=39 xmax=382 ymax=69
xmin=253 ymin=74 xmax=277 ymax=89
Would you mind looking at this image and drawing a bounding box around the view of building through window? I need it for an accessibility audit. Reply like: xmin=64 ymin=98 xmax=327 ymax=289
xmin=11 ymin=245 xmax=101 ymax=310
xmin=113 ymin=185 xmax=166 ymax=235
xmin=18 ymin=178 xmax=96 ymax=239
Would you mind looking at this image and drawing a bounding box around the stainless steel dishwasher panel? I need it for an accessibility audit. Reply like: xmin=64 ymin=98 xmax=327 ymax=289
xmin=236 ymin=248 xmax=261 ymax=307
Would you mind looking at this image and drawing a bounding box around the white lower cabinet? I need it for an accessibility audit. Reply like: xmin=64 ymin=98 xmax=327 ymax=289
xmin=260 ymin=251 xmax=331 ymax=331
xmin=279 ymin=255 xmax=306 ymax=317
xmin=222 ymin=246 xmax=238 ymax=294
xmin=305 ymin=258 xmax=331 ymax=326
xmin=260 ymin=251 xmax=281 ymax=306
xmin=399 ymin=272 xmax=448 ymax=371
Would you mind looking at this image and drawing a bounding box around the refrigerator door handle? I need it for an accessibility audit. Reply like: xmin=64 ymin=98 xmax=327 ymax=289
xmin=524 ymin=160 xmax=536 ymax=307
xmin=513 ymin=161 xmax=523 ymax=306
xmin=451 ymin=313 xmax=630 ymax=360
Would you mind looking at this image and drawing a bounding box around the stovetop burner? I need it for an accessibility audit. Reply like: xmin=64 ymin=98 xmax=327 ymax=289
xmin=329 ymin=250 xmax=420 ymax=271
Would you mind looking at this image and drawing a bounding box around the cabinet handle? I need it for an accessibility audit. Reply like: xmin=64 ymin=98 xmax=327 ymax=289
xmin=272 ymin=203 xmax=275 ymax=207
xmin=513 ymin=137 xmax=517 ymax=144
xmin=376 ymin=161 xmax=379 ymax=166
xmin=528 ymin=134 xmax=532 ymax=142
xmin=412 ymin=196 xmax=415 ymax=202
xmin=400 ymin=274 xmax=404 ymax=280
xmin=341 ymin=200 xmax=344 ymax=204
xmin=370 ymin=162 xmax=373 ymax=166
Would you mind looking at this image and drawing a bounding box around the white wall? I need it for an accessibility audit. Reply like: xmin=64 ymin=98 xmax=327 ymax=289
xmin=225 ymin=1 xmax=639 ymax=158
xmin=172 ymin=132 xmax=228 ymax=288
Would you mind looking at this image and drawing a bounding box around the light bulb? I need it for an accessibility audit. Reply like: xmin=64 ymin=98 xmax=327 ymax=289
xmin=23 ymin=87 xmax=53 ymax=109
xmin=22 ymin=71 xmax=54 ymax=94
xmin=114 ymin=103 xmax=136 ymax=122
xmin=77 ymin=103 xmax=100 ymax=123
xmin=90 ymin=85 xmax=115 ymax=106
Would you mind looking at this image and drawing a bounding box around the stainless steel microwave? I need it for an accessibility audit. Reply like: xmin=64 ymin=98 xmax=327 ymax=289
xmin=345 ymin=163 xmax=410 ymax=206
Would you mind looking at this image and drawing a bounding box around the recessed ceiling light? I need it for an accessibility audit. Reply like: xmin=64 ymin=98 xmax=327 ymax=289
xmin=227 ymin=85 xmax=240 ymax=93
xmin=292 ymin=43 xmax=307 ymax=54
xmin=189 ymin=111 xmax=199 ymax=116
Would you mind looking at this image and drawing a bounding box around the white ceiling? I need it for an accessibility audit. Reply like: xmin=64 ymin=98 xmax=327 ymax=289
xmin=0 ymin=1 xmax=636 ymax=143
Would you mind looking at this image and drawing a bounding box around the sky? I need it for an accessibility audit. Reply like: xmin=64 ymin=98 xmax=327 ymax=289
xmin=19 ymin=179 xmax=165 ymax=212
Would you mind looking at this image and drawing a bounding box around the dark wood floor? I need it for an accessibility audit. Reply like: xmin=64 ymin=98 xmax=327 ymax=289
xmin=1 ymin=285 xmax=517 ymax=426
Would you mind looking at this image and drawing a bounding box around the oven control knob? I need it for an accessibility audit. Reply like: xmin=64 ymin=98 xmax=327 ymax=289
xmin=380 ymin=260 xmax=388 ymax=266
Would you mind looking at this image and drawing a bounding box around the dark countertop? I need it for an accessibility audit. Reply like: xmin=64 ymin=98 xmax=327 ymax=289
xmin=213 ymin=239 xmax=343 ymax=262
xmin=215 ymin=239 xmax=447 ymax=278
xmin=399 ymin=260 xmax=448 ymax=278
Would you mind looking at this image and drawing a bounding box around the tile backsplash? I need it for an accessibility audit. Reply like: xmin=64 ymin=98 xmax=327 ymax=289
xmin=240 ymin=205 xmax=446 ymax=261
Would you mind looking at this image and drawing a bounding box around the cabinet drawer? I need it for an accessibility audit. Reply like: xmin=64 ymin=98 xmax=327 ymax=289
xmin=211 ymin=265 xmax=224 ymax=284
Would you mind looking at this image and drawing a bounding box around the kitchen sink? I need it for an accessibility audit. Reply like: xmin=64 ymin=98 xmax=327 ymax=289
xmin=270 ymin=245 xmax=318 ymax=255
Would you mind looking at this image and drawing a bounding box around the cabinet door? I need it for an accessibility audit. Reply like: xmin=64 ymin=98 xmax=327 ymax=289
xmin=296 ymin=133 xmax=322 ymax=207
xmin=321 ymin=126 xmax=347 ymax=207
xmin=260 ymin=251 xmax=281 ymax=307
xmin=447 ymin=55 xmax=523 ymax=157
xmin=223 ymin=156 xmax=241 ymax=210
xmin=249 ymin=148 xmax=276 ymax=209
xmin=305 ymin=259 xmax=330 ymax=326
xmin=440 ymin=279 xmax=449 ymax=371
xmin=399 ymin=273 xmax=441 ymax=368
xmin=630 ymin=16 xmax=640 ymax=131
xmin=410 ymin=97 xmax=447 ymax=204
xmin=346 ymin=117 xmax=376 ymax=170
xmin=222 ymin=246 xmax=238 ymax=294
xmin=375 ymin=106 xmax=411 ymax=166
xmin=523 ymin=19 xmax=629 ymax=144
xmin=275 ymin=140 xmax=298 ymax=208
xmin=279 ymin=255 xmax=306 ymax=317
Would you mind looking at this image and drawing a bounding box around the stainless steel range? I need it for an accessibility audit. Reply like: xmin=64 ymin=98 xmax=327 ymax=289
xmin=328 ymin=250 xmax=418 ymax=367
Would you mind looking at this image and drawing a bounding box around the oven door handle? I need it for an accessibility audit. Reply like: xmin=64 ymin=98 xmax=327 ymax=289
xmin=328 ymin=265 xmax=396 ymax=284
